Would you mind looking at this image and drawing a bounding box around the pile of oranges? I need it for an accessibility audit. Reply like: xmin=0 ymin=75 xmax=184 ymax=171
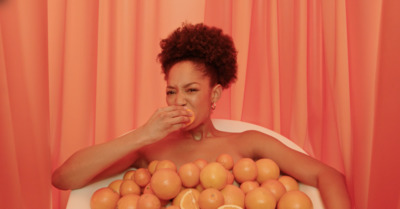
xmin=90 ymin=154 xmax=313 ymax=209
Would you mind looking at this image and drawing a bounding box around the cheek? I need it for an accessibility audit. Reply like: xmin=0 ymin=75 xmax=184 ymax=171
xmin=190 ymin=93 xmax=211 ymax=108
xmin=165 ymin=95 xmax=173 ymax=106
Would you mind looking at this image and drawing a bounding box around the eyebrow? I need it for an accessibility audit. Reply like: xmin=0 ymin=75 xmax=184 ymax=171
xmin=167 ymin=82 xmax=200 ymax=89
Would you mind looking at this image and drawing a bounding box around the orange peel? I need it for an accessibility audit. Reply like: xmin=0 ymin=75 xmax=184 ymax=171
xmin=186 ymin=109 xmax=195 ymax=126
xmin=217 ymin=205 xmax=243 ymax=209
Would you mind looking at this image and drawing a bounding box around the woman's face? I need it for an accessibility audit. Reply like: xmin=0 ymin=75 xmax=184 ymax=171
xmin=166 ymin=60 xmax=217 ymax=125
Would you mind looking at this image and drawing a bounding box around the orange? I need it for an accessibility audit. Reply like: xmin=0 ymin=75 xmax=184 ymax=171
xmin=136 ymin=193 xmax=162 ymax=209
xmin=239 ymin=181 xmax=259 ymax=194
xmin=124 ymin=170 xmax=136 ymax=180
xmin=193 ymin=158 xmax=208 ymax=170
xmin=173 ymin=188 xmax=200 ymax=206
xmin=142 ymin=183 xmax=154 ymax=194
xmin=148 ymin=160 xmax=159 ymax=175
xmin=195 ymin=183 xmax=205 ymax=193
xmin=198 ymin=188 xmax=225 ymax=209
xmin=108 ymin=179 xmax=123 ymax=194
xmin=217 ymin=205 xmax=243 ymax=209
xmin=232 ymin=158 xmax=258 ymax=183
xmin=150 ymin=168 xmax=182 ymax=200
xmin=120 ymin=179 xmax=141 ymax=196
xmin=216 ymin=153 xmax=234 ymax=170
xmin=134 ymin=168 xmax=152 ymax=187
xmin=244 ymin=187 xmax=276 ymax=209
xmin=186 ymin=108 xmax=195 ymax=126
xmin=117 ymin=194 xmax=140 ymax=209
xmin=260 ymin=179 xmax=286 ymax=201
xmin=220 ymin=185 xmax=245 ymax=208
xmin=90 ymin=187 xmax=119 ymax=209
xmin=278 ymin=175 xmax=299 ymax=192
xmin=174 ymin=188 xmax=200 ymax=209
xmin=156 ymin=159 xmax=177 ymax=172
xmin=255 ymin=158 xmax=280 ymax=183
xmin=166 ymin=205 xmax=181 ymax=209
xmin=178 ymin=162 xmax=201 ymax=188
xmin=226 ymin=170 xmax=235 ymax=185
xmin=200 ymin=162 xmax=228 ymax=190
xmin=277 ymin=190 xmax=313 ymax=209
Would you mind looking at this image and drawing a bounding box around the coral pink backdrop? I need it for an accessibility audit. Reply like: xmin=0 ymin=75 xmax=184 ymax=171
xmin=1 ymin=0 xmax=399 ymax=209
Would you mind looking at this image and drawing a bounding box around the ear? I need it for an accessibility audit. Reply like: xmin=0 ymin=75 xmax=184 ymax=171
xmin=211 ymin=84 xmax=223 ymax=103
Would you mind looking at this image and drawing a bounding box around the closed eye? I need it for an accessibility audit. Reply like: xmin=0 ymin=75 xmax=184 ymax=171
xmin=166 ymin=90 xmax=175 ymax=95
xmin=187 ymin=88 xmax=198 ymax=93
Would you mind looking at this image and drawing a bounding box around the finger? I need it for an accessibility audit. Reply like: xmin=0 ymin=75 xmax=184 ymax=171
xmin=159 ymin=105 xmax=187 ymax=112
xmin=166 ymin=115 xmax=190 ymax=125
xmin=166 ymin=109 xmax=193 ymax=119
xmin=171 ymin=115 xmax=190 ymax=124
xmin=158 ymin=117 xmax=188 ymax=136
xmin=168 ymin=122 xmax=188 ymax=133
xmin=154 ymin=106 xmax=188 ymax=119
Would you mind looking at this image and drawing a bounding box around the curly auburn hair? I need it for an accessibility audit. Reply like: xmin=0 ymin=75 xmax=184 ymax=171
xmin=157 ymin=23 xmax=238 ymax=89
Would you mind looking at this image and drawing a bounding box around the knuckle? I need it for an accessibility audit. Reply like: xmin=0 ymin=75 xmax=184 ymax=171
xmin=160 ymin=112 xmax=169 ymax=118
xmin=181 ymin=116 xmax=188 ymax=123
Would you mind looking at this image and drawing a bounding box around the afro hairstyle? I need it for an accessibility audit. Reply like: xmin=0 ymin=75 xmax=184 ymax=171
xmin=157 ymin=23 xmax=238 ymax=89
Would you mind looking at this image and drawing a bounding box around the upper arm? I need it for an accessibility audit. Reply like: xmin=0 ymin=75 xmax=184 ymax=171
xmin=243 ymin=131 xmax=331 ymax=187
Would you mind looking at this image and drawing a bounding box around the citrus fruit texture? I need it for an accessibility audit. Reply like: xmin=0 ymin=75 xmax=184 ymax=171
xmin=186 ymin=108 xmax=195 ymax=126
xmin=217 ymin=205 xmax=243 ymax=209
xmin=232 ymin=158 xmax=258 ymax=183
xmin=150 ymin=168 xmax=182 ymax=200
xmin=117 ymin=194 xmax=140 ymax=209
xmin=108 ymin=179 xmax=123 ymax=194
xmin=178 ymin=162 xmax=201 ymax=188
xmin=277 ymin=190 xmax=313 ymax=209
xmin=200 ymin=162 xmax=228 ymax=190
xmin=120 ymin=180 xmax=141 ymax=196
xmin=177 ymin=189 xmax=200 ymax=209
xmin=244 ymin=187 xmax=276 ymax=209
xmin=90 ymin=187 xmax=119 ymax=209
xmin=221 ymin=184 xmax=245 ymax=208
xmin=279 ymin=175 xmax=299 ymax=192
xmin=134 ymin=168 xmax=151 ymax=187
xmin=198 ymin=188 xmax=225 ymax=209
xmin=255 ymin=158 xmax=280 ymax=183
xmin=136 ymin=193 xmax=161 ymax=209
xmin=90 ymin=155 xmax=312 ymax=209
xmin=261 ymin=179 xmax=286 ymax=201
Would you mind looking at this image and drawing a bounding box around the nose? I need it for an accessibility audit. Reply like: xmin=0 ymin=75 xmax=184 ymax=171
xmin=175 ymin=92 xmax=187 ymax=106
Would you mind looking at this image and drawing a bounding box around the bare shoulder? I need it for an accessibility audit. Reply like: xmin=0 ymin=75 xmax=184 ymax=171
xmin=226 ymin=130 xmax=283 ymax=158
xmin=234 ymin=129 xmax=276 ymax=143
xmin=213 ymin=129 xmax=273 ymax=145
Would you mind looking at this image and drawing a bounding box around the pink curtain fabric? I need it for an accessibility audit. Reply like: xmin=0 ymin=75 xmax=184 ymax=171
xmin=1 ymin=0 xmax=399 ymax=208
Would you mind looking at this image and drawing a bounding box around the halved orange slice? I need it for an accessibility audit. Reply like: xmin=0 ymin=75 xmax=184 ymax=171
xmin=179 ymin=189 xmax=200 ymax=209
xmin=217 ymin=205 xmax=243 ymax=209
xmin=186 ymin=109 xmax=195 ymax=126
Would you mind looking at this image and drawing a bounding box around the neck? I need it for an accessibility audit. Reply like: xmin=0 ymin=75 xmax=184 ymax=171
xmin=182 ymin=119 xmax=218 ymax=141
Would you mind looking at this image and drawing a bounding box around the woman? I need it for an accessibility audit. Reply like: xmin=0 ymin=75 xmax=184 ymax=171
xmin=52 ymin=23 xmax=351 ymax=208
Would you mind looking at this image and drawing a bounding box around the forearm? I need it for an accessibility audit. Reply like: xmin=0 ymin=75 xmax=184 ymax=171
xmin=52 ymin=127 xmax=151 ymax=190
xmin=318 ymin=169 xmax=352 ymax=209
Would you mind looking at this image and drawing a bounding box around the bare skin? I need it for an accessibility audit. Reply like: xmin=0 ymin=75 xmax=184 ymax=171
xmin=52 ymin=60 xmax=351 ymax=209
